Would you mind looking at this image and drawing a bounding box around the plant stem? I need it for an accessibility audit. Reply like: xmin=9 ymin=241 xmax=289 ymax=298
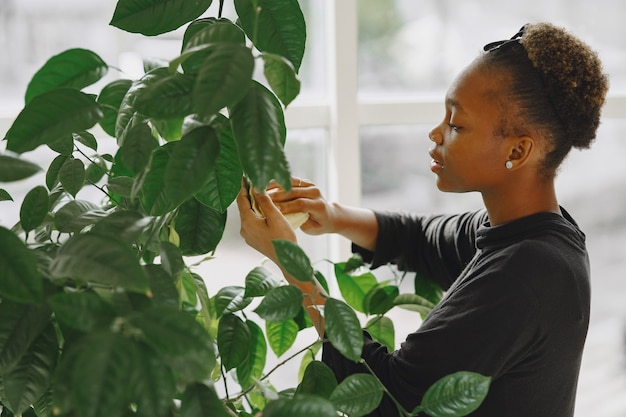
xmin=360 ymin=359 xmax=412 ymax=417
xmin=218 ymin=0 xmax=225 ymax=18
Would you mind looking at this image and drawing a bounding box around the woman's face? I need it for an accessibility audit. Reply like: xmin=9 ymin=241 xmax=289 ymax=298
xmin=428 ymin=62 xmax=513 ymax=195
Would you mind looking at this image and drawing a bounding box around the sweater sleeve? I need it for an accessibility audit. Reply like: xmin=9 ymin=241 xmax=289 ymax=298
xmin=353 ymin=210 xmax=487 ymax=290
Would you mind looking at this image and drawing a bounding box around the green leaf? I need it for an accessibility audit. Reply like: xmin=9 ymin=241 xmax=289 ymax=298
xmin=49 ymin=232 xmax=149 ymax=293
xmin=324 ymin=298 xmax=363 ymax=362
xmin=244 ymin=266 xmax=281 ymax=297
xmin=159 ymin=241 xmax=185 ymax=279
xmin=194 ymin=118 xmax=242 ymax=212
xmin=365 ymin=316 xmax=395 ymax=352
xmin=213 ymin=286 xmax=252 ymax=318
xmin=393 ymin=293 xmax=436 ymax=316
xmin=144 ymin=264 xmax=179 ymax=309
xmin=139 ymin=145 xmax=171 ymax=215
xmin=330 ymin=374 xmax=384 ymax=417
xmin=25 ymin=48 xmax=108 ymax=104
xmin=97 ymin=79 xmax=133 ymax=137
xmin=262 ymin=394 xmax=337 ymax=417
xmin=296 ymin=360 xmax=337 ymax=399
xmin=5 ymin=89 xmax=103 ymax=154
xmin=0 ymin=321 xmax=58 ymax=416
xmin=134 ymin=71 xmax=195 ymax=119
xmin=46 ymin=154 xmax=68 ymax=190
xmin=58 ymin=158 xmax=85 ymax=197
xmin=128 ymin=306 xmax=215 ymax=383
xmin=180 ymin=383 xmax=230 ymax=417
xmin=230 ymin=81 xmax=290 ymax=189
xmin=262 ymin=53 xmax=301 ymax=106
xmin=0 ymin=227 xmax=43 ymax=303
xmin=0 ymin=300 xmax=51 ymax=371
xmin=70 ymin=332 xmax=137 ymax=417
xmin=334 ymin=262 xmax=377 ymax=313
xmin=192 ymin=43 xmax=254 ymax=118
xmin=164 ymin=126 xmax=220 ymax=208
xmin=0 ymin=153 xmax=43 ymax=182
xmin=49 ymin=291 xmax=115 ymax=332
xmin=415 ymin=273 xmax=444 ymax=306
xmin=0 ymin=189 xmax=13 ymax=201
xmin=110 ymin=0 xmax=214 ymax=36
xmin=273 ymin=239 xmax=313 ymax=282
xmin=254 ymin=285 xmax=303 ymax=322
xmin=419 ymin=371 xmax=492 ymax=417
xmin=363 ymin=283 xmax=399 ymax=315
xmin=116 ymin=75 xmax=155 ymax=146
xmin=90 ymin=210 xmax=151 ymax=242
xmin=152 ymin=117 xmax=184 ymax=142
xmin=175 ymin=197 xmax=227 ymax=256
xmin=217 ymin=313 xmax=250 ymax=371
xmin=19 ymin=186 xmax=49 ymax=233
xmin=129 ymin=345 xmax=176 ymax=417
xmin=236 ymin=320 xmax=267 ymax=388
xmin=234 ymin=0 xmax=306 ymax=72
xmin=53 ymin=200 xmax=100 ymax=233
xmin=265 ymin=319 xmax=298 ymax=357
xmin=120 ymin=123 xmax=157 ymax=174
xmin=47 ymin=133 xmax=74 ymax=155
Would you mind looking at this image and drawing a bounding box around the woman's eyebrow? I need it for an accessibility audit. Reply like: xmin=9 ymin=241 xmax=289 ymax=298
xmin=446 ymin=97 xmax=463 ymax=112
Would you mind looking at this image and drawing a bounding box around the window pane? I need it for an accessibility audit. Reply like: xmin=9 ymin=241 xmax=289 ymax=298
xmin=358 ymin=0 xmax=626 ymax=96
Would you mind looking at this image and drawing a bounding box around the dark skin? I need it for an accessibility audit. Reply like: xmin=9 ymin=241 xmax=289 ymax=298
xmin=237 ymin=58 xmax=562 ymax=336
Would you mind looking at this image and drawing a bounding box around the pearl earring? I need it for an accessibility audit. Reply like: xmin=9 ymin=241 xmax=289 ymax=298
xmin=505 ymin=160 xmax=513 ymax=169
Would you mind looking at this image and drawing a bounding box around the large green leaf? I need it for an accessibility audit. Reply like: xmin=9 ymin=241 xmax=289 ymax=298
xmin=19 ymin=186 xmax=49 ymax=233
xmin=97 ymin=79 xmax=133 ymax=137
xmin=129 ymin=344 xmax=176 ymax=417
xmin=180 ymin=383 xmax=230 ymax=417
xmin=0 ymin=154 xmax=42 ymax=182
xmin=234 ymin=0 xmax=306 ymax=72
xmin=164 ymin=126 xmax=220 ymax=208
xmin=365 ymin=316 xmax=395 ymax=352
xmin=213 ymin=286 xmax=252 ymax=318
xmin=53 ymin=200 xmax=100 ymax=233
xmin=194 ymin=118 xmax=242 ymax=212
xmin=143 ymin=264 xmax=179 ymax=309
xmin=110 ymin=0 xmax=213 ymax=36
xmin=330 ymin=374 xmax=383 ymax=417
xmin=0 ymin=227 xmax=43 ymax=303
xmin=417 ymin=371 xmax=492 ymax=417
xmin=244 ymin=266 xmax=281 ymax=298
xmin=175 ymin=197 xmax=227 ymax=256
xmin=49 ymin=291 xmax=115 ymax=332
xmin=116 ymin=73 xmax=161 ymax=146
xmin=90 ymin=210 xmax=151 ymax=242
xmin=49 ymin=232 xmax=149 ymax=293
xmin=0 ymin=321 xmax=58 ymax=416
xmin=5 ymin=89 xmax=103 ymax=154
xmin=254 ymin=285 xmax=303 ymax=322
xmin=192 ymin=43 xmax=254 ymax=118
xmin=415 ymin=273 xmax=444 ymax=306
xmin=265 ymin=319 xmax=298 ymax=357
xmin=296 ymin=360 xmax=337 ymax=399
xmin=25 ymin=48 xmax=108 ymax=104
xmin=273 ymin=239 xmax=313 ymax=282
xmin=236 ymin=320 xmax=267 ymax=388
xmin=0 ymin=301 xmax=51 ymax=371
xmin=70 ymin=332 xmax=137 ymax=417
xmin=262 ymin=394 xmax=337 ymax=417
xmin=159 ymin=241 xmax=185 ymax=279
xmin=47 ymin=133 xmax=74 ymax=155
xmin=133 ymin=71 xmax=195 ymax=119
xmin=324 ymin=298 xmax=363 ymax=362
xmin=45 ymin=154 xmax=68 ymax=190
xmin=363 ymin=283 xmax=399 ymax=315
xmin=217 ymin=313 xmax=250 ymax=372
xmin=333 ymin=262 xmax=377 ymax=313
xmin=230 ymin=81 xmax=290 ymax=189
xmin=128 ymin=306 xmax=215 ymax=383
xmin=139 ymin=145 xmax=172 ymax=215
xmin=262 ymin=53 xmax=301 ymax=107
xmin=393 ymin=293 xmax=436 ymax=317
xmin=58 ymin=158 xmax=85 ymax=197
xmin=120 ymin=123 xmax=157 ymax=174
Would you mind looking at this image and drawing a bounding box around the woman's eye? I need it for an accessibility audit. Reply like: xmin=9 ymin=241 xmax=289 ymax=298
xmin=447 ymin=122 xmax=462 ymax=132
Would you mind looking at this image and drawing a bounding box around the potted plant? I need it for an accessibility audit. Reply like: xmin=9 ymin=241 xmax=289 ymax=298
xmin=0 ymin=1 xmax=489 ymax=416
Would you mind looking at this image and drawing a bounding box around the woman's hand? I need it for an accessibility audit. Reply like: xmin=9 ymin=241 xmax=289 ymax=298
xmin=266 ymin=177 xmax=338 ymax=236
xmin=237 ymin=180 xmax=297 ymax=262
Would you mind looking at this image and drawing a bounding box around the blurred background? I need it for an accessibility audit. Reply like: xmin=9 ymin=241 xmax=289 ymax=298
xmin=1 ymin=1 xmax=625 ymax=415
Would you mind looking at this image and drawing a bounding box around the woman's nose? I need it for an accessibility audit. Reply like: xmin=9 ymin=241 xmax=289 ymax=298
xmin=429 ymin=127 xmax=443 ymax=145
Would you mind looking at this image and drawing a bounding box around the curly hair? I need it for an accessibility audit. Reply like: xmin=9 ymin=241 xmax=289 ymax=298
xmin=480 ymin=23 xmax=609 ymax=175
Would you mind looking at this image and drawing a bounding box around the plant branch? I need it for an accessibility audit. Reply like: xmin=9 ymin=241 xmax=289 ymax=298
xmin=218 ymin=0 xmax=225 ymax=18
xmin=360 ymin=359 xmax=411 ymax=417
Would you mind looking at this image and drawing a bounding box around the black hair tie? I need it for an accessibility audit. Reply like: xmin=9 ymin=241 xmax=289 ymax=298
xmin=483 ymin=25 xmax=527 ymax=52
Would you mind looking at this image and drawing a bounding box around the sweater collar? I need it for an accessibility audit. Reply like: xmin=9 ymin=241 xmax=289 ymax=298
xmin=475 ymin=207 xmax=585 ymax=250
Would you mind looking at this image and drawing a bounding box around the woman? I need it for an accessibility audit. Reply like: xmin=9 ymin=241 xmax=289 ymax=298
xmin=237 ymin=23 xmax=609 ymax=416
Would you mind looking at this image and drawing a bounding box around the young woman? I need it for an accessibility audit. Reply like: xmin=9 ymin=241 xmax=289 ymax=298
xmin=237 ymin=22 xmax=609 ymax=416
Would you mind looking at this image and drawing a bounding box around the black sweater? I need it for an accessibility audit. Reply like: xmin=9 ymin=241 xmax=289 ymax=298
xmin=322 ymin=209 xmax=590 ymax=417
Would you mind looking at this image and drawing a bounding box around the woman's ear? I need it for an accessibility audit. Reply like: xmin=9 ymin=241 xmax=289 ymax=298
xmin=505 ymin=136 xmax=535 ymax=169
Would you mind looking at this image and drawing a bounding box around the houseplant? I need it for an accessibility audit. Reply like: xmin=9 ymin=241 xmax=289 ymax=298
xmin=0 ymin=0 xmax=490 ymax=416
